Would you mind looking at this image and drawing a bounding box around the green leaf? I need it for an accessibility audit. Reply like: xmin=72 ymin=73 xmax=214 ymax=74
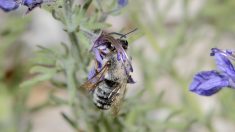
xmin=85 ymin=22 xmax=111 ymax=30
xmin=63 ymin=58 xmax=77 ymax=105
xmin=30 ymin=66 xmax=57 ymax=74
xmin=83 ymin=0 xmax=93 ymax=11
xmin=20 ymin=71 xmax=57 ymax=88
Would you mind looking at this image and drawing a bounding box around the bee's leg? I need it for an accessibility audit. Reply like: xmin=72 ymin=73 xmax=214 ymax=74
xmin=108 ymin=88 xmax=120 ymax=102
xmin=111 ymin=93 xmax=120 ymax=102
xmin=99 ymin=48 xmax=108 ymax=55
xmin=94 ymin=59 xmax=99 ymax=72
xmin=108 ymin=88 xmax=117 ymax=98
xmin=98 ymin=48 xmax=115 ymax=60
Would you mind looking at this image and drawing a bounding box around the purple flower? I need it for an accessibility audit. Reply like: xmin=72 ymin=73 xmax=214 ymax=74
xmin=92 ymin=48 xmax=104 ymax=70
xmin=211 ymin=48 xmax=235 ymax=81
xmin=190 ymin=71 xmax=229 ymax=96
xmin=117 ymin=0 xmax=128 ymax=7
xmin=89 ymin=32 xmax=134 ymax=83
xmin=92 ymin=32 xmax=129 ymax=65
xmin=22 ymin=0 xmax=43 ymax=13
xmin=190 ymin=48 xmax=235 ymax=96
xmin=0 ymin=0 xmax=46 ymax=13
xmin=0 ymin=0 xmax=20 ymax=12
xmin=88 ymin=67 xmax=96 ymax=80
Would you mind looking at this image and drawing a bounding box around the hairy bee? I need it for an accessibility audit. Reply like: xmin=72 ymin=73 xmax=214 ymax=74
xmin=81 ymin=31 xmax=135 ymax=113
xmin=92 ymin=53 xmax=130 ymax=110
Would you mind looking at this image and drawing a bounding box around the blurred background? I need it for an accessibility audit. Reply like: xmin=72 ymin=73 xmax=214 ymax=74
xmin=1 ymin=0 xmax=235 ymax=132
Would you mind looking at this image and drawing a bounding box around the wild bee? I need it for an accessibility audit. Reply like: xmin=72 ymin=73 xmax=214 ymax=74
xmin=81 ymin=29 xmax=136 ymax=114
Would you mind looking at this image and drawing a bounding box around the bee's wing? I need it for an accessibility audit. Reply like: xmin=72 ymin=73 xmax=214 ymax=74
xmin=80 ymin=61 xmax=110 ymax=91
xmin=111 ymin=83 xmax=127 ymax=116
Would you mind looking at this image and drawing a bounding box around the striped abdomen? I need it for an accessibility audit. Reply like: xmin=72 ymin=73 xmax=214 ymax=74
xmin=93 ymin=79 xmax=119 ymax=110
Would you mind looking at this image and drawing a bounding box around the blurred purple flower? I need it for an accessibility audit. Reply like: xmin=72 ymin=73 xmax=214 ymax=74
xmin=0 ymin=0 xmax=49 ymax=13
xmin=0 ymin=0 xmax=20 ymax=12
xmin=190 ymin=48 xmax=235 ymax=96
xmin=22 ymin=0 xmax=43 ymax=13
xmin=117 ymin=0 xmax=128 ymax=7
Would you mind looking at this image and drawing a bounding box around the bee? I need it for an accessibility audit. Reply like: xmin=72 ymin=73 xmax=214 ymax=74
xmin=81 ymin=30 xmax=136 ymax=114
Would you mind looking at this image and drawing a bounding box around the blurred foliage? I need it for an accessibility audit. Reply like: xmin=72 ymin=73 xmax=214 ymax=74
xmin=1 ymin=0 xmax=235 ymax=132
xmin=200 ymin=0 xmax=235 ymax=32
xmin=0 ymin=16 xmax=32 ymax=132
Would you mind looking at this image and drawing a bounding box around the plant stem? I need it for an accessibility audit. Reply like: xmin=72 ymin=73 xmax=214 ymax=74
xmin=68 ymin=32 xmax=84 ymax=63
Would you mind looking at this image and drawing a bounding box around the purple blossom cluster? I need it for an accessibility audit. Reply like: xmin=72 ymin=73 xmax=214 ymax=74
xmin=0 ymin=0 xmax=128 ymax=13
xmin=88 ymin=32 xmax=135 ymax=84
xmin=0 ymin=0 xmax=44 ymax=13
xmin=190 ymin=48 xmax=235 ymax=96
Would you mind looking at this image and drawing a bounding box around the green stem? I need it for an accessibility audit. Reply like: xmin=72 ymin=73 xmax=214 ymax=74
xmin=68 ymin=32 xmax=84 ymax=63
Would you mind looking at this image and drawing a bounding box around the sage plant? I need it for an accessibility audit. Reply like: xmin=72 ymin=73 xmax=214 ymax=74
xmin=17 ymin=0 xmax=142 ymax=131
xmin=2 ymin=0 xmax=235 ymax=131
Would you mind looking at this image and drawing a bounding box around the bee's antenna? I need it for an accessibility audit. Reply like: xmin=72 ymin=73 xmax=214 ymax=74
xmin=108 ymin=28 xmax=138 ymax=39
xmin=120 ymin=28 xmax=138 ymax=39
xmin=108 ymin=32 xmax=126 ymax=38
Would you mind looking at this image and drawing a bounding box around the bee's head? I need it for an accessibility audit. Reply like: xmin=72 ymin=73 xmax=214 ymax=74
xmin=103 ymin=39 xmax=128 ymax=51
xmin=106 ymin=28 xmax=137 ymax=51
xmin=118 ymin=39 xmax=128 ymax=50
xmin=105 ymin=42 xmax=115 ymax=51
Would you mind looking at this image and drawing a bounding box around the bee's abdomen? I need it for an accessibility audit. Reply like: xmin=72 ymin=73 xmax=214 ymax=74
xmin=93 ymin=79 xmax=119 ymax=110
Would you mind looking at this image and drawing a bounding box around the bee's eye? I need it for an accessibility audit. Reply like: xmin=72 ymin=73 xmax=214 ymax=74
xmin=106 ymin=42 xmax=115 ymax=50
xmin=120 ymin=40 xmax=128 ymax=49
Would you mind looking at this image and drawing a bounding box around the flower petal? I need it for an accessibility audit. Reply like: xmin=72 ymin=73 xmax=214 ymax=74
xmin=23 ymin=0 xmax=42 ymax=7
xmin=127 ymin=75 xmax=135 ymax=84
xmin=0 ymin=0 xmax=19 ymax=12
xmin=23 ymin=0 xmax=42 ymax=13
xmin=92 ymin=48 xmax=104 ymax=70
xmin=88 ymin=67 xmax=96 ymax=80
xmin=190 ymin=70 xmax=229 ymax=96
xmin=117 ymin=52 xmax=121 ymax=61
xmin=211 ymin=48 xmax=235 ymax=81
